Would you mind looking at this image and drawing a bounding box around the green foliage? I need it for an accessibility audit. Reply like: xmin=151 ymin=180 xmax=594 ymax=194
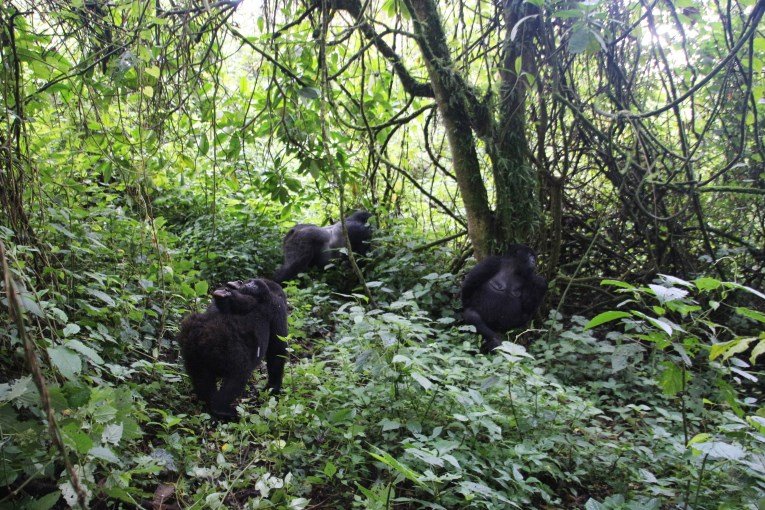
xmin=4 ymin=207 xmax=764 ymax=508
xmin=159 ymin=191 xmax=285 ymax=284
xmin=563 ymin=274 xmax=765 ymax=508
xmin=1 ymin=0 xmax=764 ymax=507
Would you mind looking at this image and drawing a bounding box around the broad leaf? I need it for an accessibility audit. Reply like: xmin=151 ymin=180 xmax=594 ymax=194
xmin=47 ymin=346 xmax=82 ymax=379
xmin=568 ymin=26 xmax=591 ymax=54
xmin=584 ymin=311 xmax=631 ymax=330
xmin=648 ymin=284 xmax=689 ymax=304
xmin=411 ymin=372 xmax=432 ymax=391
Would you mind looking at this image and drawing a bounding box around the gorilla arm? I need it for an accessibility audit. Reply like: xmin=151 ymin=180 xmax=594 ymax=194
xmin=461 ymin=256 xmax=505 ymax=352
xmin=460 ymin=256 xmax=503 ymax=302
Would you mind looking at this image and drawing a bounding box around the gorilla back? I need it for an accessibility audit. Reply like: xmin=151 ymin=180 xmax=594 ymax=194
xmin=178 ymin=278 xmax=288 ymax=419
xmin=273 ymin=210 xmax=373 ymax=283
xmin=461 ymin=244 xmax=547 ymax=353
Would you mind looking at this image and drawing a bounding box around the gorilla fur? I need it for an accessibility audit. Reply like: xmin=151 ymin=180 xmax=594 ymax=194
xmin=178 ymin=278 xmax=288 ymax=419
xmin=273 ymin=210 xmax=373 ymax=283
xmin=461 ymin=244 xmax=547 ymax=353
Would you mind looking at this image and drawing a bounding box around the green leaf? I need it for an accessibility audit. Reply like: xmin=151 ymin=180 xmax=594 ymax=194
xmin=28 ymin=491 xmax=61 ymax=510
xmin=659 ymin=362 xmax=686 ymax=396
xmin=736 ymin=307 xmax=765 ymax=323
xmin=195 ymin=280 xmax=209 ymax=296
xmin=658 ymin=274 xmax=693 ymax=287
xmin=328 ymin=408 xmax=354 ymax=424
xmin=89 ymin=446 xmax=121 ymax=464
xmin=62 ymin=324 xmax=80 ymax=337
xmin=297 ymin=87 xmax=320 ymax=100
xmin=568 ymin=26 xmax=591 ymax=54
xmin=227 ymin=134 xmax=241 ymax=157
xmin=102 ymin=423 xmax=124 ymax=445
xmin=0 ymin=376 xmax=34 ymax=403
xmin=494 ymin=342 xmax=532 ymax=359
xmin=709 ymin=338 xmax=752 ymax=361
xmin=199 ymin=134 xmax=209 ymax=156
xmin=724 ymin=282 xmax=765 ymax=300
xmin=411 ymin=372 xmax=432 ymax=391
xmin=380 ymin=418 xmax=401 ymax=431
xmin=92 ymin=403 xmax=118 ymax=423
xmin=323 ymin=460 xmax=337 ymax=478
xmin=62 ymin=423 xmax=93 ymax=454
xmin=459 ymin=481 xmax=512 ymax=504
xmin=648 ymin=284 xmax=689 ymax=304
xmin=584 ymin=311 xmax=631 ymax=330
xmin=145 ymin=65 xmax=160 ymax=78
xmin=600 ymin=279 xmax=636 ymax=290
xmin=584 ymin=499 xmax=604 ymax=510
xmin=694 ymin=277 xmax=722 ymax=291
xmin=692 ymin=441 xmax=746 ymax=460
xmin=611 ymin=343 xmax=645 ymax=373
xmin=391 ymin=354 xmax=411 ymax=365
xmin=750 ymin=339 xmax=765 ymax=364
xmin=368 ymin=446 xmax=426 ymax=488
xmin=407 ymin=448 xmax=444 ymax=467
xmin=555 ymin=9 xmax=584 ymax=20
xmin=47 ymin=346 xmax=82 ymax=379
xmin=634 ymin=312 xmax=674 ymax=336
xmin=87 ymin=288 xmax=116 ymax=307
xmin=19 ymin=294 xmax=45 ymax=318
xmin=688 ymin=433 xmax=712 ymax=446
xmin=66 ymin=340 xmax=104 ymax=365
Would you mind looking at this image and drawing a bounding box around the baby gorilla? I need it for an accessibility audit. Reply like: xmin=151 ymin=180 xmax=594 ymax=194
xmin=461 ymin=244 xmax=547 ymax=354
xmin=273 ymin=210 xmax=373 ymax=283
xmin=178 ymin=278 xmax=288 ymax=419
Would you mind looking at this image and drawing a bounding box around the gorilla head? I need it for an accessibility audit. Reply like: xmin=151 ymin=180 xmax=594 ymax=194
xmin=210 ymin=282 xmax=260 ymax=314
xmin=178 ymin=278 xmax=289 ymax=419
xmin=461 ymin=244 xmax=547 ymax=353
xmin=272 ymin=210 xmax=373 ymax=283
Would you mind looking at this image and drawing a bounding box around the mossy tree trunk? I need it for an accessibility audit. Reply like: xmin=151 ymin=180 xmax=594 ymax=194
xmin=402 ymin=0 xmax=541 ymax=258
xmin=326 ymin=0 xmax=542 ymax=259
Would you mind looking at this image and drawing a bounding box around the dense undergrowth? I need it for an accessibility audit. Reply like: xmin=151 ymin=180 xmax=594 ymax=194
xmin=2 ymin=0 xmax=765 ymax=507
xmin=1 ymin=190 xmax=764 ymax=509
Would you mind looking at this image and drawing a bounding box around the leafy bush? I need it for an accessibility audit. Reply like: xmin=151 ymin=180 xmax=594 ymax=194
xmin=533 ymin=275 xmax=765 ymax=508
xmin=155 ymin=189 xmax=285 ymax=285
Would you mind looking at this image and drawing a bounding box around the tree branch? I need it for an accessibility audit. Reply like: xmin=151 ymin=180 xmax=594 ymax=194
xmin=322 ymin=0 xmax=434 ymax=98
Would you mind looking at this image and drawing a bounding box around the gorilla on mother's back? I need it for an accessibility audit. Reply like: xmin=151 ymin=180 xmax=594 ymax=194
xmin=178 ymin=278 xmax=288 ymax=420
xmin=273 ymin=210 xmax=373 ymax=283
xmin=461 ymin=244 xmax=547 ymax=354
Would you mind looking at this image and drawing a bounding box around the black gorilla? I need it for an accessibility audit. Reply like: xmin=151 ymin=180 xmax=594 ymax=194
xmin=273 ymin=210 xmax=373 ymax=283
xmin=210 ymin=280 xmax=263 ymax=314
xmin=461 ymin=244 xmax=547 ymax=353
xmin=178 ymin=278 xmax=289 ymax=419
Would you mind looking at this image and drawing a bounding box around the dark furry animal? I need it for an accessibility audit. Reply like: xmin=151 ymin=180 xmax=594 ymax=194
xmin=210 ymin=281 xmax=262 ymax=314
xmin=178 ymin=278 xmax=288 ymax=419
xmin=273 ymin=210 xmax=373 ymax=283
xmin=461 ymin=244 xmax=547 ymax=354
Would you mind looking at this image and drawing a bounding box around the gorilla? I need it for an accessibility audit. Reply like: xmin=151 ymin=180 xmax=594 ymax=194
xmin=210 ymin=281 xmax=263 ymax=314
xmin=178 ymin=278 xmax=289 ymax=419
xmin=461 ymin=244 xmax=547 ymax=354
xmin=272 ymin=210 xmax=373 ymax=283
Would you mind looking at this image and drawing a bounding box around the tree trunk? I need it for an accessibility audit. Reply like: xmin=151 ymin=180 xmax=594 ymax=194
xmin=327 ymin=0 xmax=543 ymax=258
xmin=492 ymin=0 xmax=542 ymax=245
xmin=403 ymin=0 xmax=495 ymax=259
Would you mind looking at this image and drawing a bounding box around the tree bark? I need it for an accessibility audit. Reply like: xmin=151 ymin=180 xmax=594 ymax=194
xmin=492 ymin=0 xmax=542 ymax=244
xmin=325 ymin=0 xmax=543 ymax=258
xmin=403 ymin=0 xmax=495 ymax=258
